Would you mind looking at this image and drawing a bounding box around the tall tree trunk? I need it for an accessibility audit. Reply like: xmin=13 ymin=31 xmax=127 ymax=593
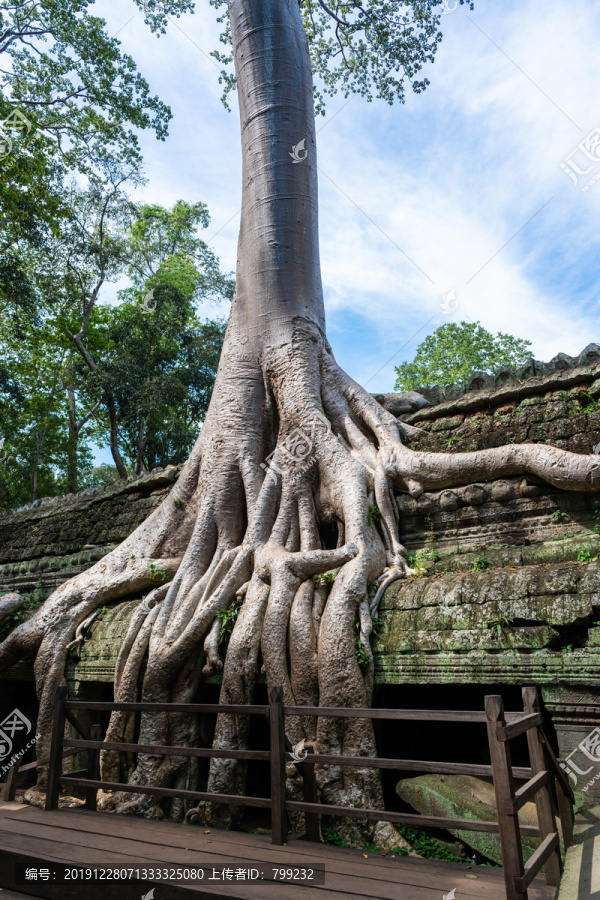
xmin=135 ymin=414 xmax=149 ymax=475
xmin=4 ymin=0 xmax=600 ymax=844
xmin=66 ymin=386 xmax=79 ymax=494
xmin=106 ymin=395 xmax=128 ymax=479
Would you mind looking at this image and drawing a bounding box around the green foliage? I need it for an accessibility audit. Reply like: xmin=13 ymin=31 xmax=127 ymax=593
xmin=146 ymin=561 xmax=168 ymax=579
xmin=355 ymin=622 xmax=370 ymax=672
xmin=551 ymin=509 xmax=569 ymax=521
xmin=393 ymin=322 xmax=532 ymax=392
xmin=0 ymin=0 xmax=184 ymax=166
xmin=394 ymin=825 xmax=498 ymax=866
xmin=445 ymin=435 xmax=461 ymax=446
xmin=0 ymin=0 xmax=195 ymax=265
xmin=10 ymin=586 xmax=45 ymax=624
xmin=371 ymin=615 xmax=384 ymax=636
xmin=577 ymin=392 xmax=600 ymax=414
xmin=416 ymin=547 xmax=440 ymax=563
xmin=367 ymin=504 xmax=381 ymax=524
xmin=578 ymin=548 xmax=592 ymax=563
xmin=486 ymin=615 xmax=512 ymax=638
xmin=0 ymin=191 xmax=230 ymax=509
xmin=210 ymin=0 xmax=474 ymax=115
xmin=394 ymin=826 xmax=465 ymax=863
xmin=314 ymin=570 xmax=338 ymax=586
xmin=321 ymin=826 xmax=349 ymax=847
xmin=472 ymin=555 xmax=490 ymax=571
xmin=173 ymin=498 xmax=185 ymax=509
xmin=560 ymin=643 xmax=574 ymax=654
xmin=217 ymin=596 xmax=243 ymax=651
xmin=355 ymin=614 xmax=384 ymax=672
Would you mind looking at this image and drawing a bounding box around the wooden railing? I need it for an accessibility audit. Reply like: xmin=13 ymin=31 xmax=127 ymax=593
xmin=34 ymin=684 xmax=574 ymax=900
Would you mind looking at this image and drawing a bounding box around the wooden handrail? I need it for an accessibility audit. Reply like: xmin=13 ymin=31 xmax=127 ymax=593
xmin=59 ymin=775 xmax=272 ymax=810
xmin=64 ymin=738 xmax=271 ymax=763
xmin=285 ymin=799 xmax=541 ymax=836
xmin=498 ymin=712 xmax=543 ymax=742
xmin=64 ymin=700 xmax=269 ymax=715
xmin=514 ymin=832 xmax=560 ymax=893
xmin=510 ymin=770 xmax=550 ymax=814
xmin=539 ymin=731 xmax=576 ymax=803
xmin=43 ymin=681 xmax=575 ymax=886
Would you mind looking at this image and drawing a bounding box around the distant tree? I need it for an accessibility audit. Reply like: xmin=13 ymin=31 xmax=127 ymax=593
xmin=394 ymin=321 xmax=533 ymax=392
xmin=99 ymin=293 xmax=227 ymax=474
xmin=80 ymin=464 xmax=121 ymax=489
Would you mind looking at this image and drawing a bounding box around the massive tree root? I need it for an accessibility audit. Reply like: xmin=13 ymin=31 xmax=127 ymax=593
xmin=2 ymin=0 xmax=600 ymax=843
xmin=2 ymin=327 xmax=599 ymax=839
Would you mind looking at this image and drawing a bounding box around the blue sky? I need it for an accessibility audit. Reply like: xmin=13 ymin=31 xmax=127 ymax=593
xmin=92 ymin=0 xmax=600 ymax=461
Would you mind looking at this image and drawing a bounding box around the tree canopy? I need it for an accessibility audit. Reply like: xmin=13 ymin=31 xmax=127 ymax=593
xmin=393 ymin=321 xmax=533 ymax=392
xmin=209 ymin=0 xmax=474 ymax=112
xmin=0 ymin=194 xmax=231 ymax=510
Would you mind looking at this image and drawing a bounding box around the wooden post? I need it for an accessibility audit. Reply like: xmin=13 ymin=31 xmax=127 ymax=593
xmin=300 ymin=747 xmax=320 ymax=843
xmin=3 ymin=760 xmax=20 ymax=801
xmin=553 ymin=770 xmax=574 ymax=850
xmin=269 ymin=685 xmax=287 ymax=845
xmin=486 ymin=694 xmax=527 ymax=900
xmin=45 ymin=685 xmax=68 ymax=810
xmin=522 ymin=687 xmax=562 ymax=885
xmin=85 ymin=724 xmax=102 ymax=811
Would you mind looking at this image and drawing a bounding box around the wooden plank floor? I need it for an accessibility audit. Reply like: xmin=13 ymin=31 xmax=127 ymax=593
xmin=0 ymin=801 xmax=556 ymax=900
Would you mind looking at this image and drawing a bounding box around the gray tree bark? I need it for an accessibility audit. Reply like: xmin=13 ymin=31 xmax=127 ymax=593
xmin=1 ymin=0 xmax=600 ymax=844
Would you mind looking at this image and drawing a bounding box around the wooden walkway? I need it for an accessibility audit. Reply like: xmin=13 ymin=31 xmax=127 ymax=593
xmin=0 ymin=801 xmax=556 ymax=900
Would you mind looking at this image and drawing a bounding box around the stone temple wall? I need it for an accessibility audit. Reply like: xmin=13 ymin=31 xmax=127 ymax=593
xmin=2 ymin=350 xmax=600 ymax=801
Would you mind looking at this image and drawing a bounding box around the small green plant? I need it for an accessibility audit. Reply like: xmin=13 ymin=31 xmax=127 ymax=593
xmin=416 ymin=547 xmax=440 ymax=563
xmin=355 ymin=622 xmax=370 ymax=672
xmin=367 ymin=579 xmax=379 ymax=594
xmin=551 ymin=509 xmax=569 ymax=521
xmin=560 ymin=643 xmax=574 ymax=654
xmin=393 ymin=825 xmax=495 ymax=865
xmin=578 ymin=548 xmax=592 ymax=563
xmin=322 ymin=827 xmax=349 ymax=847
xmin=314 ymin=570 xmax=337 ymax=586
xmin=217 ymin=596 xmax=243 ymax=649
xmin=8 ymin=583 xmax=46 ymax=625
xmin=368 ymin=504 xmax=381 ymax=524
xmin=445 ymin=435 xmax=460 ymax=447
xmin=579 ymin=392 xmax=600 ymax=414
xmin=594 ymin=507 xmax=600 ymax=536
xmin=173 ymin=498 xmax=184 ymax=509
xmin=371 ymin=615 xmax=384 ymax=636
xmin=146 ymin=561 xmax=168 ymax=579
xmin=472 ymin=555 xmax=490 ymax=571
xmin=487 ymin=615 xmax=512 ymax=638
